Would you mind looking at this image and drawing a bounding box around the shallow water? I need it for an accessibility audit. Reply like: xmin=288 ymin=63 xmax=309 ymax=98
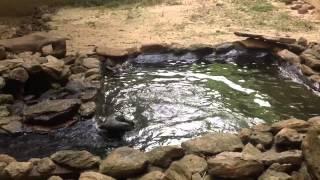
xmin=1 ymin=51 xmax=320 ymax=160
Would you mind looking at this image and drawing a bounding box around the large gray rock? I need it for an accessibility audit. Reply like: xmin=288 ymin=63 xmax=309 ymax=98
xmin=258 ymin=170 xmax=291 ymax=180
xmin=79 ymin=171 xmax=115 ymax=180
xmin=99 ymin=147 xmax=148 ymax=178
xmin=260 ymin=150 xmax=302 ymax=166
xmin=181 ymin=133 xmax=243 ymax=155
xmin=51 ymin=150 xmax=100 ymax=170
xmin=271 ymin=118 xmax=309 ymax=133
xmin=4 ymin=162 xmax=33 ymax=179
xmin=302 ymin=127 xmax=320 ymax=179
xmin=146 ymin=146 xmax=184 ymax=168
xmin=23 ymin=99 xmax=80 ymax=125
xmin=207 ymin=152 xmax=264 ymax=179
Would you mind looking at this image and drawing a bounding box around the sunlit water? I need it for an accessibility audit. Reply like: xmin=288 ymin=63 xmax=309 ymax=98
xmin=1 ymin=51 xmax=320 ymax=160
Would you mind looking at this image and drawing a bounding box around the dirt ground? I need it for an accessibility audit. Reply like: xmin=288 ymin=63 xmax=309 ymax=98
xmin=2 ymin=0 xmax=320 ymax=54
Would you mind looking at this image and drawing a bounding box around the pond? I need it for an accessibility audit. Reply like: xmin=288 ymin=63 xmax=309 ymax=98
xmin=1 ymin=49 xmax=320 ymax=160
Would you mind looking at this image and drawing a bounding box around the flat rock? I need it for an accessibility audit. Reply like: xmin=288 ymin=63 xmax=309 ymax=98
xmin=238 ymin=38 xmax=273 ymax=49
xmin=99 ymin=147 xmax=148 ymax=178
xmin=4 ymin=162 xmax=33 ymax=179
xmin=140 ymin=43 xmax=169 ymax=53
xmin=275 ymin=128 xmax=303 ymax=147
xmin=79 ymin=171 xmax=115 ymax=180
xmin=302 ymin=127 xmax=320 ymax=179
xmin=277 ymin=49 xmax=301 ymax=64
xmin=51 ymin=150 xmax=100 ymax=170
xmin=95 ymin=46 xmax=130 ymax=58
xmin=271 ymin=118 xmax=309 ymax=133
xmin=234 ymin=32 xmax=296 ymax=44
xmin=181 ymin=133 xmax=243 ymax=155
xmin=208 ymin=152 xmax=264 ymax=178
xmin=260 ymin=150 xmax=303 ymax=166
xmin=23 ymin=99 xmax=80 ymax=125
xmin=146 ymin=146 xmax=185 ymax=168
xmin=258 ymin=170 xmax=291 ymax=180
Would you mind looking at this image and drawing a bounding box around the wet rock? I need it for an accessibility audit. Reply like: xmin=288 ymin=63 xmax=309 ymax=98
xmin=51 ymin=150 xmax=100 ymax=170
xmin=302 ymin=127 xmax=320 ymax=179
xmin=258 ymin=170 xmax=291 ymax=180
xmin=249 ymin=131 xmax=273 ymax=148
xmin=0 ymin=154 xmax=16 ymax=165
xmin=79 ymin=101 xmax=96 ymax=118
xmin=48 ymin=176 xmax=63 ymax=180
xmin=300 ymin=49 xmax=320 ymax=71
xmin=4 ymin=162 xmax=33 ymax=179
xmin=82 ymin=57 xmax=100 ymax=69
xmin=79 ymin=171 xmax=115 ymax=180
xmin=9 ymin=67 xmax=29 ymax=83
xmin=138 ymin=171 xmax=165 ymax=180
xmin=300 ymin=64 xmax=318 ymax=76
xmin=181 ymin=133 xmax=243 ymax=155
xmin=36 ymin=157 xmax=56 ymax=174
xmin=214 ymin=42 xmax=234 ymax=53
xmin=164 ymin=154 xmax=207 ymax=180
xmin=207 ymin=152 xmax=264 ymax=178
xmin=271 ymin=118 xmax=309 ymax=133
xmin=274 ymin=128 xmax=303 ymax=147
xmin=86 ymin=74 xmax=102 ymax=81
xmin=23 ymin=99 xmax=80 ymax=125
xmin=146 ymin=146 xmax=185 ymax=168
xmin=239 ymin=128 xmax=252 ymax=144
xmin=99 ymin=114 xmax=134 ymax=132
xmin=260 ymin=150 xmax=303 ymax=166
xmin=277 ymin=49 xmax=301 ymax=64
xmin=242 ymin=143 xmax=262 ymax=161
xmin=99 ymin=147 xmax=148 ymax=178
xmin=42 ymin=55 xmax=65 ymax=80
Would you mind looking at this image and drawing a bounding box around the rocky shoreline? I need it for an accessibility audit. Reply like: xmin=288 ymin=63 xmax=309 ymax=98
xmin=0 ymin=31 xmax=320 ymax=179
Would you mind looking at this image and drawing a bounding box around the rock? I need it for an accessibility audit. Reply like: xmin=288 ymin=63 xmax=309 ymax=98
xmin=258 ymin=170 xmax=291 ymax=180
xmin=277 ymin=49 xmax=301 ymax=64
xmin=4 ymin=162 xmax=33 ymax=179
xmin=275 ymin=128 xmax=303 ymax=147
xmin=80 ymin=89 xmax=98 ymax=102
xmin=300 ymin=64 xmax=318 ymax=76
xmin=70 ymin=65 xmax=87 ymax=74
xmin=138 ymin=171 xmax=165 ymax=180
xmin=181 ymin=133 xmax=243 ymax=155
xmin=79 ymin=101 xmax=96 ymax=118
xmin=0 ymin=46 xmax=6 ymax=60
xmin=51 ymin=150 xmax=100 ymax=170
xmin=234 ymin=32 xmax=296 ymax=44
xmin=300 ymin=49 xmax=320 ymax=71
xmin=9 ymin=67 xmax=29 ymax=83
xmin=291 ymin=4 xmax=302 ymax=10
xmin=36 ymin=157 xmax=56 ymax=174
xmin=252 ymin=124 xmax=272 ymax=132
xmin=302 ymin=127 xmax=320 ymax=179
xmin=269 ymin=163 xmax=293 ymax=173
xmin=99 ymin=147 xmax=148 ymax=178
xmin=0 ymin=94 xmax=14 ymax=104
xmin=79 ymin=171 xmax=115 ymax=180
xmin=207 ymin=152 xmax=264 ymax=178
xmin=308 ymin=116 xmax=320 ymax=126
xmin=95 ymin=46 xmax=130 ymax=58
xmin=0 ymin=77 xmax=5 ymax=90
xmin=146 ymin=146 xmax=185 ymax=168
xmin=309 ymin=74 xmax=320 ymax=83
xmin=0 ymin=162 xmax=7 ymax=178
xmin=271 ymin=118 xmax=309 ymax=133
xmin=86 ymin=74 xmax=102 ymax=81
xmin=42 ymin=55 xmax=65 ymax=80
xmin=140 ymin=43 xmax=169 ymax=53
xmin=239 ymin=128 xmax=252 ymax=144
xmin=238 ymin=39 xmax=272 ymax=49
xmin=1 ymin=120 xmax=23 ymax=134
xmin=85 ymin=68 xmax=100 ymax=78
xmin=242 ymin=143 xmax=262 ymax=161
xmin=293 ymin=163 xmax=312 ymax=180
xmin=0 ymin=154 xmax=16 ymax=165
xmin=0 ymin=106 xmax=9 ymax=117
xmin=0 ymin=59 xmax=24 ymax=74
xmin=82 ymin=57 xmax=100 ymax=69
xmin=23 ymin=99 xmax=80 ymax=125
xmin=298 ymin=5 xmax=309 ymax=14
xmin=297 ymin=37 xmax=308 ymax=47
xmin=164 ymin=154 xmax=207 ymax=180
xmin=249 ymin=131 xmax=273 ymax=148
xmin=260 ymin=150 xmax=303 ymax=166
xmin=214 ymin=42 xmax=235 ymax=53
xmin=48 ymin=176 xmax=63 ymax=180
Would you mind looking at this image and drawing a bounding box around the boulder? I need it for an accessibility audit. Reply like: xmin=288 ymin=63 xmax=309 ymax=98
xmin=260 ymin=150 xmax=302 ymax=166
xmin=41 ymin=55 xmax=65 ymax=80
xmin=258 ymin=170 xmax=291 ymax=180
xmin=302 ymin=127 xmax=320 ymax=179
xmin=99 ymin=147 xmax=148 ymax=178
xmin=277 ymin=49 xmax=301 ymax=64
xmin=140 ymin=43 xmax=169 ymax=53
xmin=0 ymin=154 xmax=16 ymax=165
xmin=23 ymin=99 xmax=80 ymax=125
xmin=79 ymin=171 xmax=115 ymax=180
xmin=238 ymin=39 xmax=272 ymax=49
xmin=4 ymin=162 xmax=33 ymax=179
xmin=79 ymin=101 xmax=96 ymax=118
xmin=36 ymin=157 xmax=56 ymax=174
xmin=138 ymin=171 xmax=165 ymax=180
xmin=51 ymin=150 xmax=100 ymax=170
xmin=252 ymin=124 xmax=272 ymax=132
xmin=95 ymin=46 xmax=130 ymax=58
xmin=146 ymin=146 xmax=185 ymax=168
xmin=242 ymin=143 xmax=262 ymax=161
xmin=249 ymin=131 xmax=273 ymax=148
xmin=207 ymin=152 xmax=264 ymax=178
xmin=9 ymin=67 xmax=29 ymax=83
xmin=181 ymin=133 xmax=243 ymax=155
xmin=308 ymin=116 xmax=320 ymax=126
xmin=300 ymin=49 xmax=320 ymax=71
xmin=70 ymin=65 xmax=87 ymax=74
xmin=82 ymin=58 xmax=100 ymax=69
xmin=163 ymin=161 xmax=191 ymax=180
xmin=274 ymin=128 xmax=303 ymax=147
xmin=271 ymin=118 xmax=309 ymax=133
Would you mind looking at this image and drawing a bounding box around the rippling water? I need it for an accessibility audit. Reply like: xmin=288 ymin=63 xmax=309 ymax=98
xmin=1 ymin=51 xmax=320 ymax=160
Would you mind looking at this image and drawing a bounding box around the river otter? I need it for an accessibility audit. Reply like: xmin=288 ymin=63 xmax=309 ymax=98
xmin=98 ymin=114 xmax=134 ymax=133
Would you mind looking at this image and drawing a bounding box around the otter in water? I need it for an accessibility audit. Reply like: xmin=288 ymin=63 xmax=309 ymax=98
xmin=98 ymin=114 xmax=134 ymax=133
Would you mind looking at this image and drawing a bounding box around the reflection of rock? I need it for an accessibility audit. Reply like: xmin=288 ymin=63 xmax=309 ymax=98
xmin=99 ymin=114 xmax=134 ymax=132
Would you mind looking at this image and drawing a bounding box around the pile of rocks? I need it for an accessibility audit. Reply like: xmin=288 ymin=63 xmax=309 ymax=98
xmin=0 ymin=33 xmax=101 ymax=134
xmin=281 ymin=0 xmax=315 ymax=14
xmin=0 ymin=117 xmax=320 ymax=179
